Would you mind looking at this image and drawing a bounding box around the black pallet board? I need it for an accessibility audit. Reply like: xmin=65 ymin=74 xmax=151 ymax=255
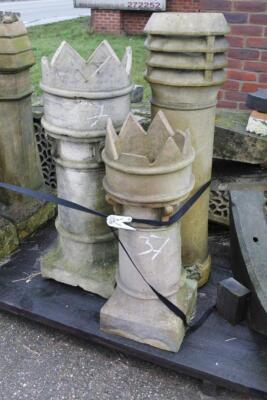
xmin=0 ymin=223 xmax=266 ymax=397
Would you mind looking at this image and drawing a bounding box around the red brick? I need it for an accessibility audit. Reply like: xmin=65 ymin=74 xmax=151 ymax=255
xmin=244 ymin=61 xmax=267 ymax=72
xmin=222 ymin=80 xmax=240 ymax=90
xmin=259 ymin=73 xmax=267 ymax=82
xmin=262 ymin=52 xmax=267 ymax=61
xmin=234 ymin=1 xmax=267 ymax=12
xmin=200 ymin=0 xmax=231 ymax=11
xmin=225 ymin=90 xmax=248 ymax=101
xmin=228 ymin=48 xmax=260 ymax=60
xmin=217 ymin=100 xmax=238 ymax=109
xmin=227 ymin=36 xmax=244 ymax=47
xmin=167 ymin=0 xmax=200 ymax=11
xmin=231 ymin=24 xmax=263 ymax=37
xmin=250 ymin=14 xmax=267 ymax=25
xmin=224 ymin=12 xmax=248 ymax=23
xmin=217 ymin=90 xmax=225 ymax=100
xmin=123 ymin=11 xmax=151 ymax=34
xmin=239 ymin=102 xmax=249 ymax=110
xmin=247 ymin=38 xmax=267 ymax=49
xmin=228 ymin=58 xmax=243 ymax=69
xmin=242 ymin=82 xmax=267 ymax=92
xmin=91 ymin=9 xmax=124 ymax=34
xmin=227 ymin=69 xmax=257 ymax=81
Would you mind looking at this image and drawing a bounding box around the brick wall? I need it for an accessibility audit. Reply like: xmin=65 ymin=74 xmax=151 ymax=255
xmin=91 ymin=10 xmax=123 ymax=34
xmin=200 ymin=0 xmax=267 ymax=110
xmin=91 ymin=0 xmax=200 ymax=35
xmin=90 ymin=0 xmax=267 ymax=110
xmin=122 ymin=11 xmax=152 ymax=34
xmin=166 ymin=0 xmax=200 ymax=11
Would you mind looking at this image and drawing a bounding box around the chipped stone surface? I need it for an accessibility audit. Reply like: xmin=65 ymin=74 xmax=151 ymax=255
xmin=0 ymin=12 xmax=19 ymax=24
xmin=246 ymin=110 xmax=267 ymax=137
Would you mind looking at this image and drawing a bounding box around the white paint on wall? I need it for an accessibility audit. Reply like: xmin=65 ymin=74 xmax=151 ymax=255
xmin=74 ymin=0 xmax=166 ymax=11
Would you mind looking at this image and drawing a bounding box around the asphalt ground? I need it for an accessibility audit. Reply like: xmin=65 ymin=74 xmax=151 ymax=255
xmin=0 ymin=309 xmax=262 ymax=400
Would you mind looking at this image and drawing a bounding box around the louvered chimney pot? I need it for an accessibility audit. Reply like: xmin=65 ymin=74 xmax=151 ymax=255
xmin=144 ymin=13 xmax=229 ymax=286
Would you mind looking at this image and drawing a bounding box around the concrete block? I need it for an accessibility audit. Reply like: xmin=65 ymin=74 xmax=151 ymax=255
xmin=217 ymin=277 xmax=250 ymax=324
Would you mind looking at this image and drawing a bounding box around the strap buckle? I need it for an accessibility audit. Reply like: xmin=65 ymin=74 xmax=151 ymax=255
xmin=106 ymin=215 xmax=136 ymax=231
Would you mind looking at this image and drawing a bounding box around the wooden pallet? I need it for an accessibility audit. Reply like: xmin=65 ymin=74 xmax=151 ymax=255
xmin=0 ymin=222 xmax=266 ymax=397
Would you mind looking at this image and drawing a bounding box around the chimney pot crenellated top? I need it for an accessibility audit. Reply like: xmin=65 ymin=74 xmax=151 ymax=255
xmin=104 ymin=110 xmax=194 ymax=171
xmin=41 ymin=40 xmax=133 ymax=97
xmin=102 ymin=111 xmax=195 ymax=205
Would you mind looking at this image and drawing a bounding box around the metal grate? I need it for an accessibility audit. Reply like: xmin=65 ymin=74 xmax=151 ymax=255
xmin=33 ymin=117 xmax=57 ymax=189
xmin=209 ymin=190 xmax=229 ymax=226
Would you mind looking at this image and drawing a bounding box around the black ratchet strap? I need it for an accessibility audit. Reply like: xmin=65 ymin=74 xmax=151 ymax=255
xmin=132 ymin=180 xmax=211 ymax=226
xmin=0 ymin=180 xmax=213 ymax=330
xmin=0 ymin=182 xmax=107 ymax=219
xmin=111 ymin=228 xmax=188 ymax=326
xmin=0 ymin=180 xmax=211 ymax=228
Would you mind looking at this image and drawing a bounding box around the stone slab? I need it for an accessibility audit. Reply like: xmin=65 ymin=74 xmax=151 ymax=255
xmin=216 ymin=277 xmax=250 ymax=325
xmin=0 ymin=216 xmax=19 ymax=259
xmin=214 ymin=110 xmax=267 ymax=165
xmin=1 ymin=198 xmax=55 ymax=240
xmin=0 ymin=198 xmax=55 ymax=259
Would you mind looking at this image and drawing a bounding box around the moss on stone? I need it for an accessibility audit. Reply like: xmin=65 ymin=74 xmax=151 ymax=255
xmin=0 ymin=201 xmax=56 ymax=260
xmin=17 ymin=202 xmax=55 ymax=240
xmin=214 ymin=109 xmax=267 ymax=164
xmin=215 ymin=110 xmax=249 ymax=133
xmin=0 ymin=217 xmax=19 ymax=259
